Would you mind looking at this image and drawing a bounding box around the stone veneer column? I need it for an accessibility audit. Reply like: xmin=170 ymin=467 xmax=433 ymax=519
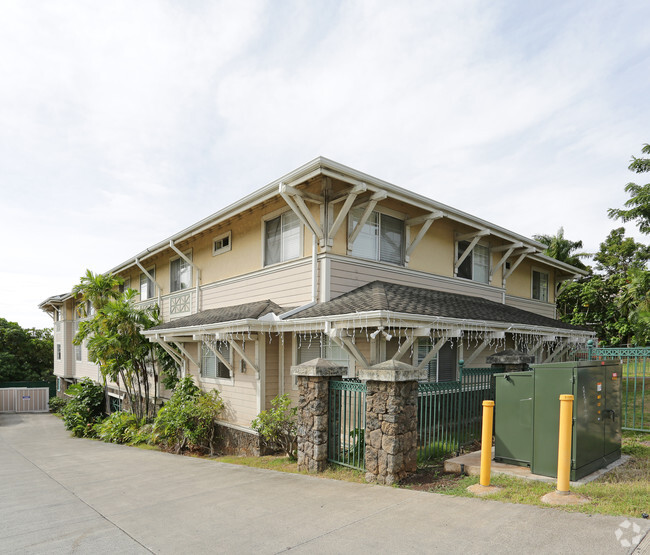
xmin=290 ymin=358 xmax=345 ymax=473
xmin=359 ymin=360 xmax=426 ymax=485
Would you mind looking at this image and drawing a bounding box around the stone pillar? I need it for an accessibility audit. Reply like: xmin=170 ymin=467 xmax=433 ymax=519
xmin=359 ymin=360 xmax=427 ymax=485
xmin=290 ymin=358 xmax=344 ymax=473
xmin=486 ymin=349 xmax=535 ymax=372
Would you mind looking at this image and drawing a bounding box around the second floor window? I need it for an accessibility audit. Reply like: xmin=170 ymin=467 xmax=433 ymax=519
xmin=532 ymin=270 xmax=549 ymax=302
xmin=140 ymin=268 xmax=155 ymax=300
xmin=170 ymin=253 xmax=192 ymax=292
xmin=349 ymin=208 xmax=404 ymax=265
xmin=265 ymin=211 xmax=301 ymax=266
xmin=457 ymin=241 xmax=489 ymax=284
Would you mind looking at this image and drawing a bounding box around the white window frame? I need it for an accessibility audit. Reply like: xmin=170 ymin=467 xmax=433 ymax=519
xmin=212 ymin=231 xmax=232 ymax=256
xmin=348 ymin=207 xmax=405 ymax=265
xmin=532 ymin=268 xmax=549 ymax=302
xmin=74 ymin=342 xmax=82 ymax=362
xmin=200 ymin=341 xmax=234 ymax=385
xmin=119 ymin=277 xmax=131 ymax=294
xmin=170 ymin=250 xmax=192 ymax=293
xmin=56 ymin=344 xmax=61 ymax=360
xmin=262 ymin=209 xmax=303 ymax=267
xmin=456 ymin=240 xmax=490 ymax=284
xmin=139 ymin=267 xmax=156 ymax=300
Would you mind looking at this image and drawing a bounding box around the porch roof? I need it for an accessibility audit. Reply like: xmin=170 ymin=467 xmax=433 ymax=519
xmin=147 ymin=300 xmax=288 ymax=331
xmin=287 ymin=281 xmax=589 ymax=333
xmin=144 ymin=281 xmax=590 ymax=339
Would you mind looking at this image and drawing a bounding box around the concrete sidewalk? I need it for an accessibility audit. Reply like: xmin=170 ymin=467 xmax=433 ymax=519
xmin=1 ymin=413 xmax=648 ymax=554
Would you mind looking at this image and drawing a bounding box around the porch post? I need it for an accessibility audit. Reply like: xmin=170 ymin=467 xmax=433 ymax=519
xmin=359 ymin=360 xmax=426 ymax=485
xmin=290 ymin=358 xmax=345 ymax=473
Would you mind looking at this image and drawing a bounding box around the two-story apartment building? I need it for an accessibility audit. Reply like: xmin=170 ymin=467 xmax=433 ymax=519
xmin=40 ymin=157 xmax=592 ymax=449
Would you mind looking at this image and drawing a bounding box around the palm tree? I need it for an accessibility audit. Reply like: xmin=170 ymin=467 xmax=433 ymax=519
xmin=533 ymin=227 xmax=589 ymax=271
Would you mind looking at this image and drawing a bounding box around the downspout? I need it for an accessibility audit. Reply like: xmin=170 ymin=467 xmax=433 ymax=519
xmin=169 ymin=240 xmax=201 ymax=313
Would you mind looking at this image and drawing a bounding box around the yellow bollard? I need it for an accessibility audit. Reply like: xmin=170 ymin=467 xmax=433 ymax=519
xmin=556 ymin=394 xmax=574 ymax=494
xmin=479 ymin=400 xmax=495 ymax=487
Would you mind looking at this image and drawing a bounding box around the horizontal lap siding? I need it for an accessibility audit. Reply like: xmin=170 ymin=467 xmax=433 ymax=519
xmin=192 ymin=340 xmax=260 ymax=428
xmin=505 ymin=295 xmax=556 ymax=319
xmin=329 ymin=259 xmax=504 ymax=304
xmin=201 ymin=262 xmax=313 ymax=310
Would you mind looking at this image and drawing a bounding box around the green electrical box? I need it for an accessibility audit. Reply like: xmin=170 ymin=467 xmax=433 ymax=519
xmin=494 ymin=361 xmax=621 ymax=481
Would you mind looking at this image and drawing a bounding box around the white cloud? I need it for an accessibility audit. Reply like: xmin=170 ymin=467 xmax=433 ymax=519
xmin=0 ymin=0 xmax=648 ymax=328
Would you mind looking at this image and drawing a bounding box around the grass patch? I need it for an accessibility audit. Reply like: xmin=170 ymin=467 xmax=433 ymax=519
xmin=438 ymin=432 xmax=650 ymax=518
xmin=213 ymin=455 xmax=366 ymax=483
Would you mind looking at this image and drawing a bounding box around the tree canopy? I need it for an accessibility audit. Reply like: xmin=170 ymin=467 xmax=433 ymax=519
xmin=73 ymin=270 xmax=179 ymax=420
xmin=608 ymin=143 xmax=650 ymax=233
xmin=551 ymin=144 xmax=650 ymax=346
xmin=0 ymin=318 xmax=54 ymax=383
xmin=533 ymin=227 xmax=588 ymax=270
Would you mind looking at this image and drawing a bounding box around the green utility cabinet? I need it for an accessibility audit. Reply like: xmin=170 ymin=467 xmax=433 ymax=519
xmin=494 ymin=361 xmax=621 ymax=480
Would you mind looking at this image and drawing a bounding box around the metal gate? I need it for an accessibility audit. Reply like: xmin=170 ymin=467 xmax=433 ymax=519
xmin=328 ymin=380 xmax=366 ymax=470
xmin=0 ymin=388 xmax=50 ymax=413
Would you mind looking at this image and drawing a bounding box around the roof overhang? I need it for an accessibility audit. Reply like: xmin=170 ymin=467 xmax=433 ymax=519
xmin=142 ymin=309 xmax=594 ymax=343
xmin=104 ymin=157 xmax=589 ymax=278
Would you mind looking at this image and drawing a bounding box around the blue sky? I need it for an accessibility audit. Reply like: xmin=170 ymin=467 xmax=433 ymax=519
xmin=1 ymin=0 xmax=649 ymax=329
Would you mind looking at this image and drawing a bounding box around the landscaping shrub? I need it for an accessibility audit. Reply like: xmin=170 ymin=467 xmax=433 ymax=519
xmin=61 ymin=378 xmax=105 ymax=438
xmin=251 ymin=394 xmax=298 ymax=459
xmin=49 ymin=396 xmax=68 ymax=414
xmin=152 ymin=377 xmax=224 ymax=455
xmin=95 ymin=411 xmax=144 ymax=444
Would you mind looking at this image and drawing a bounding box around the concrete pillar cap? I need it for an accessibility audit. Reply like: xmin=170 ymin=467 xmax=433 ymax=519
xmin=358 ymin=359 xmax=427 ymax=382
xmin=290 ymin=358 xmax=346 ymax=377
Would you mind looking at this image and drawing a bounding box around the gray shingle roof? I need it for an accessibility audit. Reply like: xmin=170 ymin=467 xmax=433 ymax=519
xmin=147 ymin=300 xmax=288 ymax=331
xmin=288 ymin=281 xmax=588 ymax=332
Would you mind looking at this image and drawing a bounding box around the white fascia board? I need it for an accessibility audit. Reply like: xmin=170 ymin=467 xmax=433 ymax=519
xmin=285 ymin=309 xmax=595 ymax=339
xmin=317 ymin=157 xmax=549 ymax=252
xmin=528 ymin=253 xmax=589 ymax=276
xmin=105 ymin=155 xmax=583 ymax=278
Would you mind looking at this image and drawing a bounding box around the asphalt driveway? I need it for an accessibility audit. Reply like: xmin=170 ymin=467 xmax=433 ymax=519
xmin=0 ymin=413 xmax=647 ymax=554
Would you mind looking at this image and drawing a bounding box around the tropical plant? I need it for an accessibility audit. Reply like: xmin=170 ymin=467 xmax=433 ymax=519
xmin=251 ymin=394 xmax=298 ymax=459
xmin=48 ymin=396 xmax=68 ymax=414
xmin=94 ymin=411 xmax=144 ymax=444
xmin=73 ymin=270 xmax=179 ymax=421
xmin=608 ymin=143 xmax=650 ymax=234
xmin=61 ymin=378 xmax=105 ymax=437
xmin=152 ymin=377 xmax=224 ymax=455
xmin=533 ymin=227 xmax=589 ymax=270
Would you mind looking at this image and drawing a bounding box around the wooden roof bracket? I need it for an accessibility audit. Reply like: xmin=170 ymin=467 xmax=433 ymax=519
xmin=502 ymin=247 xmax=537 ymax=286
xmin=329 ymin=328 xmax=369 ymax=368
xmin=226 ymin=337 xmax=260 ymax=379
xmin=416 ymin=336 xmax=449 ymax=372
xmin=347 ymin=191 xmax=388 ymax=251
xmin=454 ymin=229 xmax=490 ymax=275
xmin=135 ymin=257 xmax=164 ymax=297
xmin=279 ymin=183 xmax=325 ymax=246
xmin=405 ymin=211 xmax=444 ymax=263
xmin=202 ymin=338 xmax=235 ymax=376
xmin=326 ymin=183 xmax=367 ymax=247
